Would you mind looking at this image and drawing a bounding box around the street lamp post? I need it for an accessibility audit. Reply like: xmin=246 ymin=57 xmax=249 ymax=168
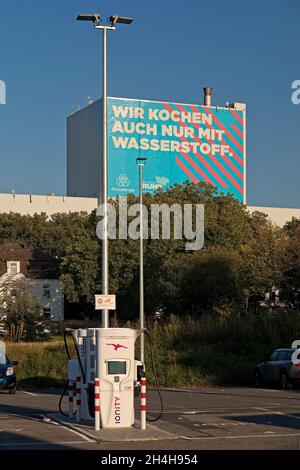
xmin=77 ymin=13 xmax=133 ymax=328
xmin=136 ymin=158 xmax=147 ymax=365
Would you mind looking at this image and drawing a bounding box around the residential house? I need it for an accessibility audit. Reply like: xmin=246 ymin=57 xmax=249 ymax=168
xmin=0 ymin=242 xmax=63 ymax=320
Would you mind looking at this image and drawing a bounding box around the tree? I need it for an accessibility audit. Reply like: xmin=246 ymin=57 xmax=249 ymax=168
xmin=281 ymin=220 xmax=300 ymax=308
xmin=239 ymin=218 xmax=288 ymax=307
xmin=0 ymin=283 xmax=45 ymax=342
xmin=283 ymin=217 xmax=300 ymax=237
xmin=60 ymin=234 xmax=100 ymax=311
xmin=0 ymin=183 xmax=295 ymax=321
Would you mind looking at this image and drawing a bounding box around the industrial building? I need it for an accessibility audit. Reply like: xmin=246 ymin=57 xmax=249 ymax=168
xmin=0 ymin=192 xmax=299 ymax=227
xmin=67 ymin=93 xmax=247 ymax=203
xmin=0 ymin=92 xmax=298 ymax=226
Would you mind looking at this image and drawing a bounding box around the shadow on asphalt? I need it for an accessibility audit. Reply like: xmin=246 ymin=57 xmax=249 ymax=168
xmin=0 ymin=401 xmax=54 ymax=416
xmin=0 ymin=431 xmax=78 ymax=450
xmin=162 ymin=387 xmax=300 ymax=401
xmin=226 ymin=413 xmax=300 ymax=431
xmin=0 ymin=401 xmax=79 ymax=450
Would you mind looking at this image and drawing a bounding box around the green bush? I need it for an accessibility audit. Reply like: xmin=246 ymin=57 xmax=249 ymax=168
xmin=6 ymin=341 xmax=70 ymax=387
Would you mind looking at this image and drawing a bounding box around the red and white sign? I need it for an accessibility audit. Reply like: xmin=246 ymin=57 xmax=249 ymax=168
xmin=95 ymin=294 xmax=116 ymax=310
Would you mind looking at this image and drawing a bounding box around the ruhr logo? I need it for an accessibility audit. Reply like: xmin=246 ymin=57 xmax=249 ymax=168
xmin=107 ymin=343 xmax=128 ymax=351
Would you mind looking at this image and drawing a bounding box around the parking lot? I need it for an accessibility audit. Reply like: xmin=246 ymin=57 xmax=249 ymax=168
xmin=1 ymin=386 xmax=300 ymax=449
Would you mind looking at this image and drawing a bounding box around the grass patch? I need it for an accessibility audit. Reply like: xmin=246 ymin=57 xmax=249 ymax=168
xmin=6 ymin=341 xmax=73 ymax=388
xmin=5 ymin=311 xmax=300 ymax=388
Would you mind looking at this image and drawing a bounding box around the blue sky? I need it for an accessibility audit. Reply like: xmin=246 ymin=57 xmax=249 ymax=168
xmin=0 ymin=0 xmax=299 ymax=207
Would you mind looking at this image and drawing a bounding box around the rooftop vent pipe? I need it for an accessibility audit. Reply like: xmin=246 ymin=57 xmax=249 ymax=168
xmin=203 ymin=87 xmax=212 ymax=106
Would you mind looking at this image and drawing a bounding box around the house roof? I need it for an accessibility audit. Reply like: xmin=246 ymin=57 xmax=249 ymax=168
xmin=0 ymin=242 xmax=60 ymax=279
xmin=0 ymin=242 xmax=56 ymax=262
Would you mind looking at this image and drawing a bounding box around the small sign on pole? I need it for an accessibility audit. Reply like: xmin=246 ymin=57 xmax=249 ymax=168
xmin=95 ymin=294 xmax=116 ymax=310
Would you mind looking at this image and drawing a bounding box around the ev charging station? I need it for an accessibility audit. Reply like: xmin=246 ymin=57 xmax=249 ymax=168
xmin=65 ymin=327 xmax=143 ymax=430
xmin=95 ymin=328 xmax=138 ymax=428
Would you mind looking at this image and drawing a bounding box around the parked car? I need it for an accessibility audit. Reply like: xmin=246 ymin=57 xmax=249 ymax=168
xmin=0 ymin=352 xmax=18 ymax=394
xmin=255 ymin=348 xmax=300 ymax=390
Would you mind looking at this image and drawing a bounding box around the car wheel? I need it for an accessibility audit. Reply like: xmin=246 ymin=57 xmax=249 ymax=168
xmin=9 ymin=386 xmax=16 ymax=395
xmin=255 ymin=371 xmax=262 ymax=387
xmin=279 ymin=372 xmax=289 ymax=390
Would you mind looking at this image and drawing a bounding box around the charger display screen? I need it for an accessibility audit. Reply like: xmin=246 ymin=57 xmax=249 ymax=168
xmin=107 ymin=361 xmax=126 ymax=375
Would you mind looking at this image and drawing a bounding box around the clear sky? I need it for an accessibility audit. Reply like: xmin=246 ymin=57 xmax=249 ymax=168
xmin=0 ymin=0 xmax=299 ymax=207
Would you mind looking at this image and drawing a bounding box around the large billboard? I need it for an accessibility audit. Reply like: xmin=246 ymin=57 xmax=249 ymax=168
xmin=107 ymin=97 xmax=246 ymax=202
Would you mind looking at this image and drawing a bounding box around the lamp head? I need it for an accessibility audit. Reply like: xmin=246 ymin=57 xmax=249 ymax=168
xmin=76 ymin=14 xmax=101 ymax=26
xmin=109 ymin=15 xmax=133 ymax=26
xmin=136 ymin=157 xmax=147 ymax=165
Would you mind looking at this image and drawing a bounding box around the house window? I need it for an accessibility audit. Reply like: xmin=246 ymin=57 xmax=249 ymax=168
xmin=10 ymin=288 xmax=18 ymax=297
xmin=43 ymin=284 xmax=51 ymax=299
xmin=7 ymin=261 xmax=20 ymax=275
xmin=43 ymin=307 xmax=51 ymax=318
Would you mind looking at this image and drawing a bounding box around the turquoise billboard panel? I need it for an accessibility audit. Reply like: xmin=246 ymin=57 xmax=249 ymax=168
xmin=107 ymin=97 xmax=245 ymax=202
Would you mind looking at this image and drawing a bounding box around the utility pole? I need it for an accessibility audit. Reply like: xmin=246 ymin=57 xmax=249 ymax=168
xmin=137 ymin=158 xmax=147 ymax=364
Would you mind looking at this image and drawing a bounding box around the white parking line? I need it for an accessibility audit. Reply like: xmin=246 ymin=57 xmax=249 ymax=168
xmin=274 ymin=412 xmax=300 ymax=421
xmin=0 ymin=428 xmax=23 ymax=432
xmin=183 ymin=432 xmax=300 ymax=441
xmin=58 ymin=425 xmax=95 ymax=443
xmin=22 ymin=391 xmax=38 ymax=397
xmin=39 ymin=415 xmax=96 ymax=443
xmin=159 ymin=404 xmax=300 ymax=415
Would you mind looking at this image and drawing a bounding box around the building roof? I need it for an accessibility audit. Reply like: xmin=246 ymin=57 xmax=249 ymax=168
xmin=0 ymin=242 xmax=55 ymax=262
xmin=0 ymin=193 xmax=299 ymax=226
xmin=0 ymin=242 xmax=59 ymax=279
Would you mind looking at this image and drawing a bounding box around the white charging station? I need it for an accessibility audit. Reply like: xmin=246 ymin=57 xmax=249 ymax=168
xmin=95 ymin=328 xmax=138 ymax=428
xmin=66 ymin=327 xmax=143 ymax=430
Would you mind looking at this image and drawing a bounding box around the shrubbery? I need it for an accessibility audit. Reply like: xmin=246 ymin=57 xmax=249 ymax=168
xmin=6 ymin=312 xmax=300 ymax=388
xmin=0 ymin=287 xmax=49 ymax=342
xmin=0 ymin=182 xmax=299 ymax=320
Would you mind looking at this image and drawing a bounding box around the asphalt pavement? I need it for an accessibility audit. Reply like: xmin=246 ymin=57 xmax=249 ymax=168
xmin=1 ymin=386 xmax=300 ymax=449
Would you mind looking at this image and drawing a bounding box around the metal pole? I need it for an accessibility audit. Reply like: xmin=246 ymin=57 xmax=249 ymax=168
xmin=101 ymin=27 xmax=109 ymax=329
xmin=76 ymin=375 xmax=81 ymax=423
xmin=95 ymin=328 xmax=101 ymax=429
xmin=140 ymin=376 xmax=146 ymax=430
xmin=77 ymin=18 xmax=131 ymax=329
xmin=68 ymin=379 xmax=74 ymax=418
xmin=139 ymin=163 xmax=144 ymax=365
xmin=94 ymin=377 xmax=101 ymax=431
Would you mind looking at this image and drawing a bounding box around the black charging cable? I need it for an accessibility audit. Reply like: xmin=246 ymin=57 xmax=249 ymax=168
xmin=58 ymin=330 xmax=86 ymax=417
